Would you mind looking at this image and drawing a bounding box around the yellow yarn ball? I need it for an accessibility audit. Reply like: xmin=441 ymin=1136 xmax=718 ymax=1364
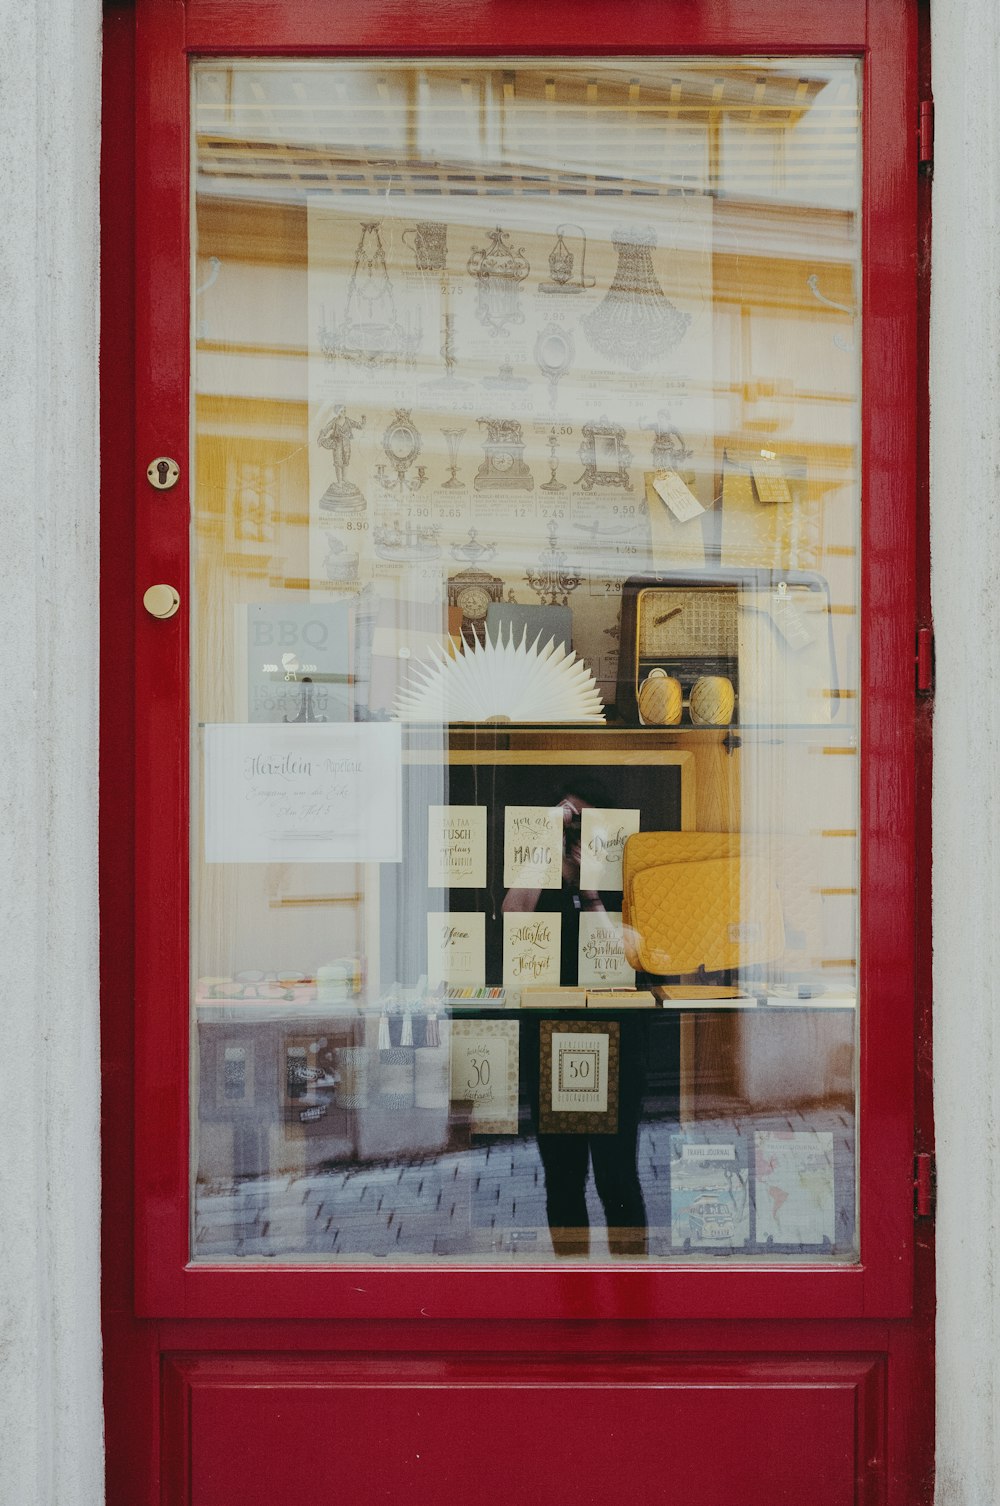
xmin=689 ymin=675 xmax=735 ymax=726
xmin=637 ymin=670 xmax=683 ymax=725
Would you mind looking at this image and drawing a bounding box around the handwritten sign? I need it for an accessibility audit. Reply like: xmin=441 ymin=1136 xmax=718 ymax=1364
xmin=578 ymin=911 xmax=635 ymax=988
xmin=203 ymin=723 xmax=401 ymax=863
xmin=503 ymin=912 xmax=561 ymax=1003
xmin=449 ymin=1019 xmax=519 ymax=1134
xmin=426 ymin=911 xmax=485 ymax=987
xmin=579 ymin=808 xmax=640 ymax=891
xmin=503 ymin=805 xmax=563 ymax=890
xmin=427 ymin=805 xmax=486 ymax=889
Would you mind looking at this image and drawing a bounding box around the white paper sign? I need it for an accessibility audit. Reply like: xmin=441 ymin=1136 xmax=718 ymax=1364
xmin=502 ymin=911 xmax=561 ymax=1001
xmin=203 ymin=723 xmax=401 ymax=864
xmin=450 ymin=1019 xmax=519 ymax=1134
xmin=551 ymin=1029 xmax=610 ymax=1114
xmin=580 ymin=808 xmax=641 ymax=892
xmin=578 ymin=911 xmax=635 ymax=987
xmin=426 ymin=911 xmax=486 ymax=987
xmin=503 ymin=805 xmax=563 ymax=890
xmin=427 ymin=805 xmax=487 ymax=889
xmin=651 ymin=468 xmax=706 ymax=523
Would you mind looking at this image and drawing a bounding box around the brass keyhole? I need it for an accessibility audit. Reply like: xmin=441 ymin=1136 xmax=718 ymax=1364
xmin=146 ymin=456 xmax=180 ymax=491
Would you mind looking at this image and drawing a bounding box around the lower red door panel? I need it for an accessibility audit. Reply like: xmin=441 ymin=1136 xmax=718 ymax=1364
xmin=164 ymin=1353 xmax=885 ymax=1506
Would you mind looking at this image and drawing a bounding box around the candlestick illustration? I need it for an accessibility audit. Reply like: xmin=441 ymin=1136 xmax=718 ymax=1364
xmin=441 ymin=427 xmax=467 ymax=490
xmin=540 ymin=426 xmax=567 ymax=493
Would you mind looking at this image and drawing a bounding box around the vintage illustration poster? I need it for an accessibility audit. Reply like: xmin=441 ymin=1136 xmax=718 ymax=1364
xmin=306 ymin=190 xmax=714 ymax=708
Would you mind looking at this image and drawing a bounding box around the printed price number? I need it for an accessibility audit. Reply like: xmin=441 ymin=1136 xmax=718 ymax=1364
xmin=566 ymin=1054 xmax=591 ymax=1081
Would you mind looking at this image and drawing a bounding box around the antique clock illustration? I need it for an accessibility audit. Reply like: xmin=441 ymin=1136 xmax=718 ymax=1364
xmin=474 ymin=417 xmax=535 ymax=493
xmin=447 ymin=566 xmax=505 ymax=644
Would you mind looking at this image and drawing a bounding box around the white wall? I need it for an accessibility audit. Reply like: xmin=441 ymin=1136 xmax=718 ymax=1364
xmin=0 ymin=2 xmax=104 ymax=1504
xmin=931 ymin=2 xmax=1000 ymax=1502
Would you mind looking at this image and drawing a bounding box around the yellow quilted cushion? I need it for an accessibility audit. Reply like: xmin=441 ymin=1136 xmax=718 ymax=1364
xmin=622 ymin=832 xmax=785 ymax=975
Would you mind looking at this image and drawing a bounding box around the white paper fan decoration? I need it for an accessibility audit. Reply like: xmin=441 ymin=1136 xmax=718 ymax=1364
xmin=393 ymin=628 xmax=606 ymax=723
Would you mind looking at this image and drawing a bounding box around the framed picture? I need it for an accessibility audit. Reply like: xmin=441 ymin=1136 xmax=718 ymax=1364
xmin=539 ymin=1019 xmax=620 ymax=1134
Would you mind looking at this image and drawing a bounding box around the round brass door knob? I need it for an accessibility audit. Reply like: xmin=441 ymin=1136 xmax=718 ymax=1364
xmin=143 ymin=584 xmax=180 ymax=619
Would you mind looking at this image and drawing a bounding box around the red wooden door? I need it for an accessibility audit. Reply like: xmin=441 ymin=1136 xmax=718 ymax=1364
xmin=100 ymin=2 xmax=934 ymax=1502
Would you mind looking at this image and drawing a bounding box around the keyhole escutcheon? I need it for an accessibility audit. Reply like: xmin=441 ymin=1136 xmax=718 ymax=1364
xmin=146 ymin=456 xmax=180 ymax=491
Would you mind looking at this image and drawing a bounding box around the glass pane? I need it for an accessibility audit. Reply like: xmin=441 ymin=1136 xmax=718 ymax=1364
xmin=191 ymin=57 xmax=860 ymax=1263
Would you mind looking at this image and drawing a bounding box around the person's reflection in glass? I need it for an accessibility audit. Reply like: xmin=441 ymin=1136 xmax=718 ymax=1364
xmin=504 ymin=787 xmax=648 ymax=1259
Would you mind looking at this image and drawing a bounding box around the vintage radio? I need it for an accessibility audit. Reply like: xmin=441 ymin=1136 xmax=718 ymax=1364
xmin=616 ymin=569 xmax=839 ymax=727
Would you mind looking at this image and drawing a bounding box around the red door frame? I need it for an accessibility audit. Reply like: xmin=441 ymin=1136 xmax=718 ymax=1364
xmin=101 ymin=0 xmax=934 ymax=1498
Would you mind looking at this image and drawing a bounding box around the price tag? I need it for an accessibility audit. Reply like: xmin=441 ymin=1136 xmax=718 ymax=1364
xmin=650 ymin=469 xmax=706 ymax=523
xmin=750 ymin=451 xmax=792 ymax=504
xmin=769 ymin=585 xmax=816 ymax=650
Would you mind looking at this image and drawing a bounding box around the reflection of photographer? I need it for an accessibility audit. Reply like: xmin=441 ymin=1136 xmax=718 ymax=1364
xmin=505 ymin=785 xmax=648 ymax=1259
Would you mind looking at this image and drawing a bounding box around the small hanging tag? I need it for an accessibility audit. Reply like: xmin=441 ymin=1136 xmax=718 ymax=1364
xmin=649 ymin=469 xmax=706 ymax=523
xmin=769 ymin=583 xmax=815 ymax=650
xmin=750 ymin=450 xmax=792 ymax=505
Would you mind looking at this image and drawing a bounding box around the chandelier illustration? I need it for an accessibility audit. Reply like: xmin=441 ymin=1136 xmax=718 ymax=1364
xmin=467 ymin=226 xmax=530 ymax=336
xmin=319 ymin=221 xmax=421 ymax=370
xmin=583 ymin=226 xmax=690 ymax=371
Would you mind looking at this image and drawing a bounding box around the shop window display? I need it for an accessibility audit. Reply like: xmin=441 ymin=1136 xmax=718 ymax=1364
xmin=191 ymin=57 xmax=860 ymax=1263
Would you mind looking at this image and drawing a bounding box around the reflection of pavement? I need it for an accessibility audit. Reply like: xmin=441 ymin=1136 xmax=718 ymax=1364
xmin=195 ymin=1111 xmax=855 ymax=1261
